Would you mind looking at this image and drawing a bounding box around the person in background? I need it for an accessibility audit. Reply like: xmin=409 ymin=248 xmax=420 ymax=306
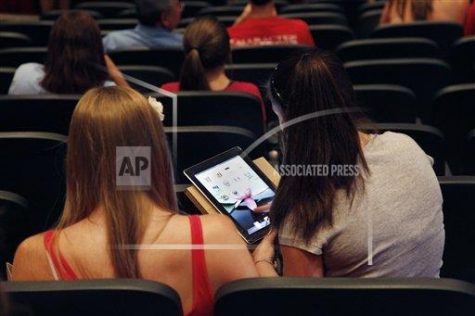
xmin=228 ymin=0 xmax=315 ymax=48
xmin=11 ymin=86 xmax=277 ymax=315
xmin=380 ymin=0 xmax=469 ymax=25
xmin=261 ymin=49 xmax=444 ymax=277
xmin=102 ymin=0 xmax=183 ymax=52
xmin=464 ymin=0 xmax=475 ymax=35
xmin=8 ymin=11 xmax=128 ymax=95
xmin=161 ymin=16 xmax=267 ymax=122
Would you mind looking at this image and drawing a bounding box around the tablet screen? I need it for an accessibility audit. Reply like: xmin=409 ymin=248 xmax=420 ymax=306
xmin=194 ymin=155 xmax=273 ymax=236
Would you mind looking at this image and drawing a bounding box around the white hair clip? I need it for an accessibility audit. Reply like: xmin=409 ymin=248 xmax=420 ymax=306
xmin=148 ymin=96 xmax=165 ymax=122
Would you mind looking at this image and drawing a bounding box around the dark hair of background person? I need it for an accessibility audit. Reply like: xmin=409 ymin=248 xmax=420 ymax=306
xmin=388 ymin=0 xmax=434 ymax=20
xmin=269 ymin=48 xmax=369 ymax=244
xmin=41 ymin=11 xmax=108 ymax=94
xmin=179 ymin=16 xmax=231 ymax=90
xmin=249 ymin=0 xmax=273 ymax=6
xmin=136 ymin=0 xmax=172 ymax=26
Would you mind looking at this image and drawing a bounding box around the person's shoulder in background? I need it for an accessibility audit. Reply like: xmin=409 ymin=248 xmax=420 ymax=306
xmin=8 ymin=63 xmax=48 ymax=95
xmin=160 ymin=81 xmax=180 ymax=92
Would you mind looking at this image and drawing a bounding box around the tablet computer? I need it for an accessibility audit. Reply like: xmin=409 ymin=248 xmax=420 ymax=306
xmin=184 ymin=147 xmax=275 ymax=243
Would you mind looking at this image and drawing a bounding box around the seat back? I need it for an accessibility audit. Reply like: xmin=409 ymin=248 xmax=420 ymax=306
xmin=345 ymin=58 xmax=451 ymax=123
xmin=2 ymin=279 xmax=182 ymax=316
xmin=225 ymin=63 xmax=276 ymax=91
xmin=74 ymin=2 xmax=135 ymax=18
xmin=119 ymin=65 xmax=175 ymax=92
xmin=108 ymin=48 xmax=184 ymax=77
xmin=0 ymin=22 xmax=53 ymax=46
xmin=466 ymin=129 xmax=475 ymax=175
xmin=98 ymin=19 xmax=138 ymax=31
xmin=197 ymin=6 xmax=243 ymax=17
xmin=310 ymin=25 xmax=354 ymax=51
xmin=0 ymin=32 xmax=33 ymax=49
xmin=164 ymin=126 xmax=258 ymax=184
xmin=354 ymin=84 xmax=417 ymax=123
xmin=0 ymin=191 xmax=29 ymax=279
xmin=433 ymin=84 xmax=475 ymax=174
xmin=215 ymin=277 xmax=475 ymax=316
xmin=439 ymin=177 xmax=475 ymax=280
xmin=356 ymin=9 xmax=382 ymax=38
xmin=0 ymin=68 xmax=15 ymax=94
xmin=40 ymin=9 xmax=103 ymax=20
xmin=156 ymin=92 xmax=264 ymax=136
xmin=337 ymin=38 xmax=439 ymax=61
xmin=280 ymin=12 xmax=348 ymax=26
xmin=450 ymin=37 xmax=475 ymax=83
xmin=0 ymin=132 xmax=67 ymax=233
xmin=0 ymin=95 xmax=79 ymax=134
xmin=372 ymin=21 xmax=463 ymax=56
xmin=231 ymin=45 xmax=310 ymax=64
xmin=0 ymin=47 xmax=47 ymax=68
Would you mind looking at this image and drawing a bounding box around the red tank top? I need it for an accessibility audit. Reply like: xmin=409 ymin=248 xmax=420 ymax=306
xmin=43 ymin=215 xmax=213 ymax=315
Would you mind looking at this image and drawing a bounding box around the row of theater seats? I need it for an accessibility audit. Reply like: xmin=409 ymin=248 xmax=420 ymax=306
xmin=2 ymin=276 xmax=475 ymax=315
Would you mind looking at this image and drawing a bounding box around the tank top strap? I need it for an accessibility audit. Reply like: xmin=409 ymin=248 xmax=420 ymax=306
xmin=43 ymin=230 xmax=79 ymax=280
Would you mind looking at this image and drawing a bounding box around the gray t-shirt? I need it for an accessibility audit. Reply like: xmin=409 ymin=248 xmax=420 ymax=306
xmin=279 ymin=131 xmax=445 ymax=277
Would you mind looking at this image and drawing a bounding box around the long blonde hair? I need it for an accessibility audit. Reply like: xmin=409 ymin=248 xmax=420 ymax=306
xmin=58 ymin=86 xmax=178 ymax=278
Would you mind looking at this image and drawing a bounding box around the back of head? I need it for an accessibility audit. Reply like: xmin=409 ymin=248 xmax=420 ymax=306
xmin=388 ymin=0 xmax=433 ymax=20
xmin=60 ymin=86 xmax=177 ymax=277
xmin=41 ymin=11 xmax=108 ymax=94
xmin=269 ymin=48 xmax=368 ymax=243
xmin=136 ymin=0 xmax=172 ymax=26
xmin=179 ymin=16 xmax=230 ymax=90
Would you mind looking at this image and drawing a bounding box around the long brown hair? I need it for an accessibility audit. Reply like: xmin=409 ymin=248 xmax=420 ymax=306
xmin=179 ymin=16 xmax=231 ymax=90
xmin=58 ymin=86 xmax=178 ymax=278
xmin=388 ymin=0 xmax=434 ymax=20
xmin=41 ymin=12 xmax=108 ymax=94
xmin=269 ymin=49 xmax=369 ymax=244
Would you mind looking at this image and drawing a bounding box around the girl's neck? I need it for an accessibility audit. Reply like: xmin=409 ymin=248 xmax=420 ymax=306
xmin=206 ymin=65 xmax=231 ymax=91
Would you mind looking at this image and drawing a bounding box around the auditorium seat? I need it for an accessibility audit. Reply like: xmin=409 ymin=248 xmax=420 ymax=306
xmin=215 ymin=277 xmax=475 ymax=316
xmin=117 ymin=1 xmax=210 ymax=19
xmin=0 ymin=191 xmax=29 ymax=279
xmin=98 ymin=19 xmax=138 ymax=31
xmin=357 ymin=1 xmax=385 ymax=16
xmin=354 ymin=84 xmax=417 ymax=123
xmin=337 ymin=38 xmax=439 ymax=61
xmin=197 ymin=6 xmax=243 ymax=17
xmin=74 ymin=2 xmax=134 ymax=18
xmin=360 ymin=123 xmax=446 ymax=175
xmin=280 ymin=12 xmax=348 ymax=26
xmin=0 ymin=95 xmax=79 ymax=134
xmin=450 ymin=36 xmax=475 ymax=83
xmin=371 ymin=21 xmax=463 ymax=56
xmin=356 ymin=9 xmax=382 ymax=38
xmin=152 ymin=91 xmax=265 ymax=137
xmin=108 ymin=48 xmax=184 ymax=77
xmin=0 ymin=68 xmax=15 ymax=94
xmin=0 ymin=32 xmax=33 ymax=49
xmin=225 ymin=63 xmax=276 ymax=91
xmin=439 ymin=176 xmax=475 ymax=280
xmin=231 ymin=45 xmax=310 ymax=64
xmin=467 ymin=129 xmax=475 ymax=175
xmin=280 ymin=3 xmax=344 ymax=14
xmin=433 ymin=84 xmax=475 ymax=174
xmin=345 ymin=58 xmax=451 ymax=123
xmin=163 ymin=126 xmax=258 ymax=184
xmin=0 ymin=47 xmax=47 ymax=68
xmin=119 ymin=65 xmax=175 ymax=93
xmin=0 ymin=132 xmax=67 ymax=234
xmin=310 ymin=25 xmax=354 ymax=51
xmin=40 ymin=9 xmax=103 ymax=20
xmin=0 ymin=21 xmax=53 ymax=46
xmin=2 ymin=279 xmax=182 ymax=316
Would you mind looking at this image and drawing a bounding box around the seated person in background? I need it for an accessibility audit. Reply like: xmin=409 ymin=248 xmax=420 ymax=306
xmin=161 ymin=16 xmax=267 ymax=121
xmin=264 ymin=49 xmax=444 ymax=277
xmin=11 ymin=86 xmax=276 ymax=315
xmin=8 ymin=12 xmax=128 ymax=95
xmin=102 ymin=0 xmax=183 ymax=52
xmin=227 ymin=0 xmax=315 ymax=48
xmin=380 ymin=0 xmax=469 ymax=25
xmin=464 ymin=0 xmax=475 ymax=35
